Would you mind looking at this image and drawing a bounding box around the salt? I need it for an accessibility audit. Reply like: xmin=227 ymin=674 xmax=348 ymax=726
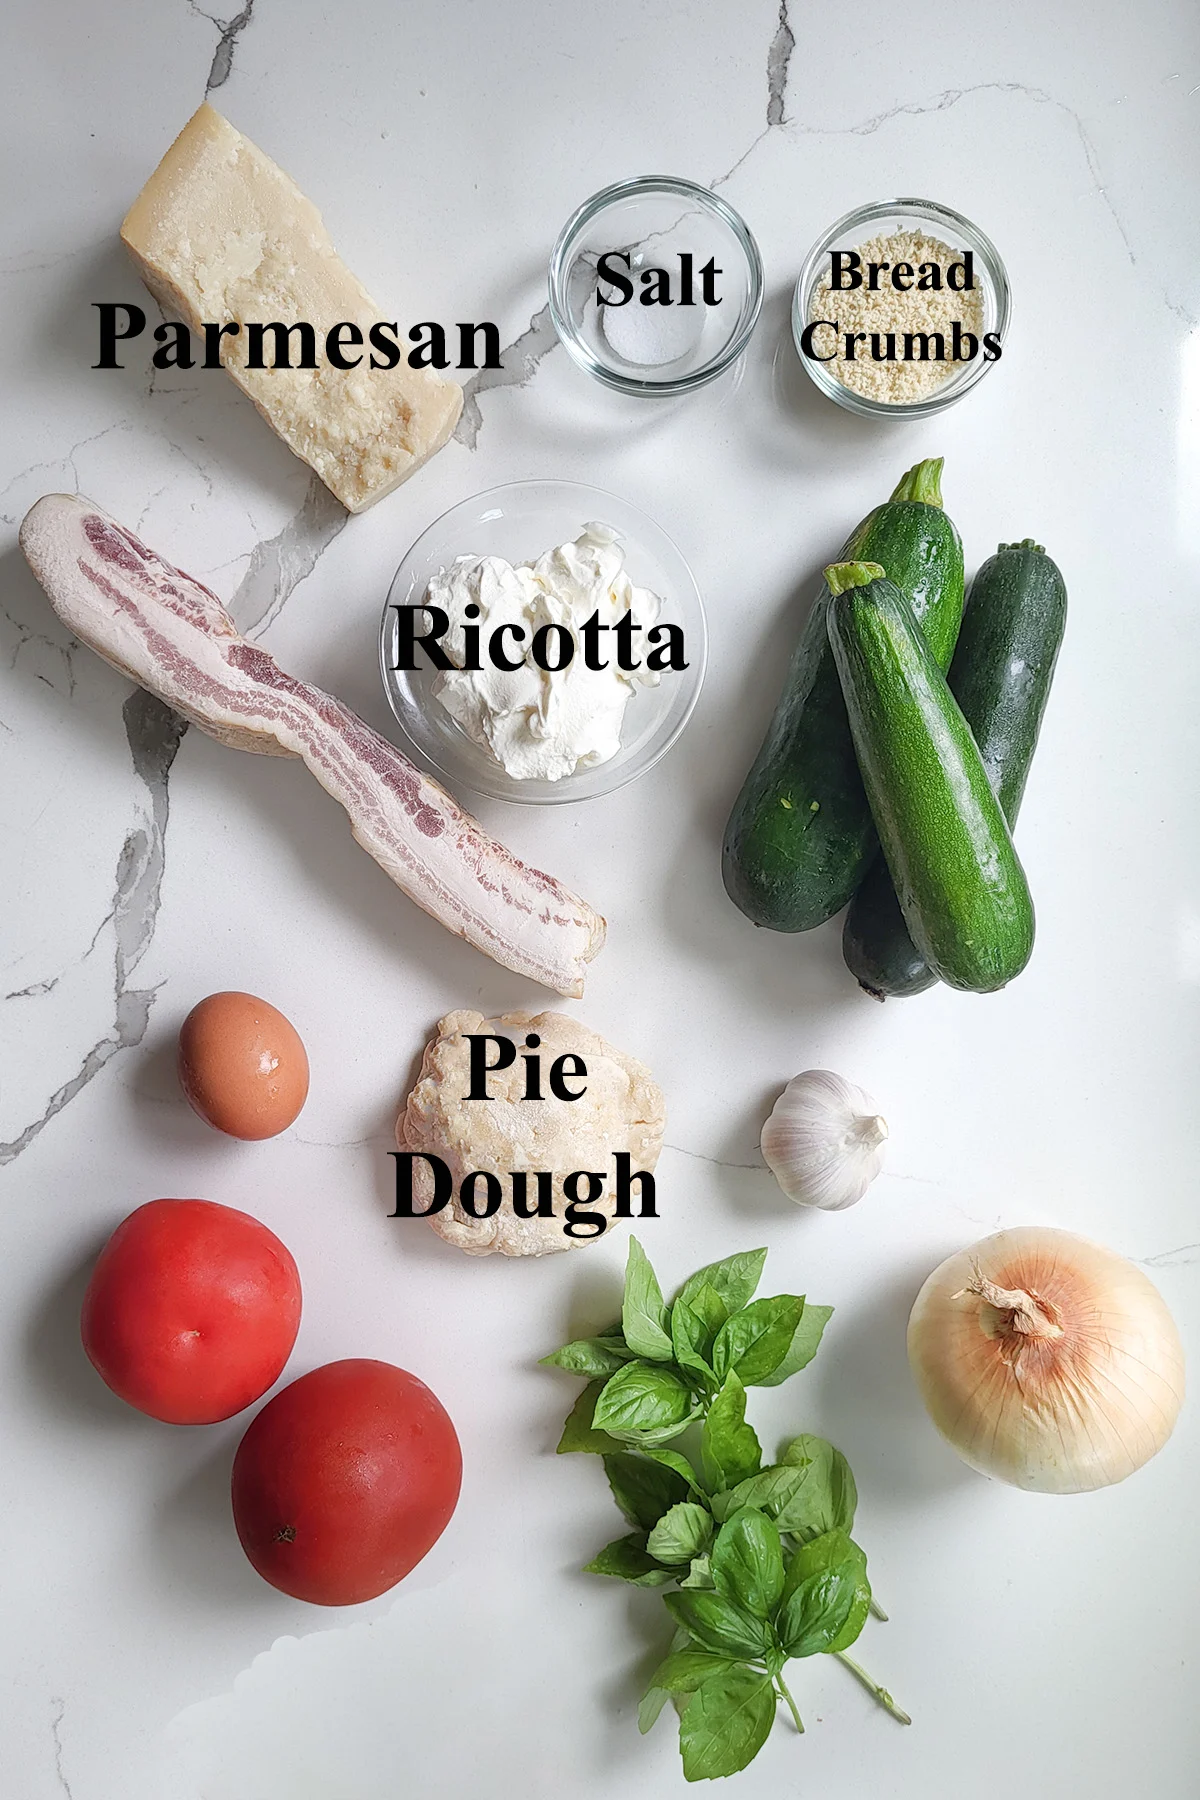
xmin=601 ymin=282 xmax=707 ymax=367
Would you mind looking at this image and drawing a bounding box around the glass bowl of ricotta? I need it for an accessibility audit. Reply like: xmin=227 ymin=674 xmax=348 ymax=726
xmin=379 ymin=480 xmax=707 ymax=804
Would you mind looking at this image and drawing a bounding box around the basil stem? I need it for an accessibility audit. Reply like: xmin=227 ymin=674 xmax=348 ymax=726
xmin=774 ymin=1671 xmax=804 ymax=1734
xmin=833 ymin=1651 xmax=911 ymax=1725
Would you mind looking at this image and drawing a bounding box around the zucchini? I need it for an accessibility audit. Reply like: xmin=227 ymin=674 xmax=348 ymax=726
xmin=843 ymin=540 xmax=1066 ymax=998
xmin=721 ymin=460 xmax=964 ymax=932
xmin=842 ymin=858 xmax=939 ymax=998
xmin=825 ymin=561 xmax=1034 ymax=994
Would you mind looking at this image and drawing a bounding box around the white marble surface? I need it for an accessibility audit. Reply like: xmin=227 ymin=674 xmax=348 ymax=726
xmin=3 ymin=2 xmax=1199 ymax=1795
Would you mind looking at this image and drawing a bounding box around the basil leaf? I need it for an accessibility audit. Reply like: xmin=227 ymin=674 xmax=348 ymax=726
xmin=555 ymin=1380 xmax=618 ymax=1454
xmin=777 ymin=1435 xmax=857 ymax=1536
xmin=711 ymin=1295 xmax=803 ymax=1387
xmin=681 ymin=1553 xmax=714 ymax=1589
xmin=602 ymin=1452 xmax=690 ymax=1531
xmin=637 ymin=1685 xmax=672 ymax=1736
xmin=782 ymin=1529 xmax=870 ymax=1653
xmin=756 ymin=1302 xmax=833 ymax=1387
xmin=700 ymin=1372 xmax=762 ymax=1492
xmin=540 ymin=1335 xmax=635 ymax=1378
xmin=647 ymin=1649 xmax=738 ymax=1694
xmin=781 ymin=1527 xmax=859 ymax=1598
xmin=583 ymin=1531 xmax=675 ymax=1587
xmin=593 ymin=1362 xmax=694 ymax=1435
xmin=679 ymin=1665 xmax=776 ymax=1781
xmin=671 ymin=1297 xmax=715 ymax=1387
xmin=710 ymin=1507 xmax=785 ymax=1620
xmin=664 ymin=1590 xmax=773 ymax=1659
xmin=639 ymin=1623 xmax=691 ymax=1734
xmin=675 ymin=1248 xmax=767 ymax=1318
xmin=604 ymin=1416 xmax=699 ymax=1449
xmin=684 ymin=1280 xmax=729 ymax=1339
xmin=775 ymin=1567 xmax=860 ymax=1659
xmin=709 ymin=1464 xmax=808 ymax=1524
xmin=643 ymin=1447 xmax=705 ymax=1494
xmin=647 ymin=1502 xmax=713 ymax=1565
xmin=622 ymin=1237 xmax=674 ymax=1361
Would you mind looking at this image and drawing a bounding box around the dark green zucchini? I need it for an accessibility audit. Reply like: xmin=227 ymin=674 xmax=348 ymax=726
xmin=825 ymin=561 xmax=1034 ymax=994
xmin=843 ymin=857 xmax=939 ymax=998
xmin=721 ymin=460 xmax=964 ymax=932
xmin=843 ymin=540 xmax=1066 ymax=997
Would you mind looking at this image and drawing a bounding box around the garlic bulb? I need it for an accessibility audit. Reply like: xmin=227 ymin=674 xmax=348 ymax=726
xmin=908 ymin=1227 xmax=1185 ymax=1493
xmin=760 ymin=1070 xmax=888 ymax=1210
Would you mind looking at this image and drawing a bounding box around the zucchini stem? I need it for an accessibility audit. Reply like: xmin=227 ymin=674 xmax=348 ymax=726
xmin=824 ymin=561 xmax=885 ymax=596
xmin=888 ymin=457 xmax=944 ymax=508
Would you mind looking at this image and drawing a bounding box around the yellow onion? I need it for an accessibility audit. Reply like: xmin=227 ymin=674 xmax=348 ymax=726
xmin=907 ymin=1227 xmax=1184 ymax=1493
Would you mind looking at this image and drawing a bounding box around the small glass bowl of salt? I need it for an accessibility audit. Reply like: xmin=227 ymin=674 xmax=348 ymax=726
xmin=548 ymin=176 xmax=763 ymax=396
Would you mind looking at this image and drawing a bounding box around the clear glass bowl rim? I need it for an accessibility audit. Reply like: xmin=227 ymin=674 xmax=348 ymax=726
xmin=376 ymin=477 xmax=709 ymax=806
xmin=791 ymin=195 xmax=1012 ymax=420
xmin=548 ymin=174 xmax=765 ymax=397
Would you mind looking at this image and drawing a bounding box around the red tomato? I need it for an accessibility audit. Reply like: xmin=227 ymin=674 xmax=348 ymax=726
xmin=81 ymin=1199 xmax=301 ymax=1425
xmin=231 ymin=1359 xmax=462 ymax=1605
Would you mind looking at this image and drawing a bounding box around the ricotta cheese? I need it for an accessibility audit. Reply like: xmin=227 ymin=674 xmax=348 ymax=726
xmin=428 ymin=523 xmax=662 ymax=782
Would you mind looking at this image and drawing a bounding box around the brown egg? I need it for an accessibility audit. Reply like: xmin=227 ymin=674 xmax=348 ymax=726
xmin=178 ymin=992 xmax=309 ymax=1140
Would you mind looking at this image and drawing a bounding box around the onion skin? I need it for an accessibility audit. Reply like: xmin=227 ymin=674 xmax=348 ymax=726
xmin=907 ymin=1227 xmax=1185 ymax=1494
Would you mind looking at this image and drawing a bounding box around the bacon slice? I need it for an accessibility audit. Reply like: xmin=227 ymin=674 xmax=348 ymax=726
xmin=19 ymin=495 xmax=605 ymax=995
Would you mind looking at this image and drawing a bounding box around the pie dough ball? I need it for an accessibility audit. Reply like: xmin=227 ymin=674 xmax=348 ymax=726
xmin=398 ymin=1010 xmax=666 ymax=1257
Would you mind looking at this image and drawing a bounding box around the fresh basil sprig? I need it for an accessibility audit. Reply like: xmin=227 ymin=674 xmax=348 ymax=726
xmin=542 ymin=1238 xmax=910 ymax=1781
xmin=542 ymin=1238 xmax=824 ymax=1434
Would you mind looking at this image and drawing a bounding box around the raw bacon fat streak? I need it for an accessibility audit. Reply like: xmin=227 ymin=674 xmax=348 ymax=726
xmin=19 ymin=496 xmax=605 ymax=996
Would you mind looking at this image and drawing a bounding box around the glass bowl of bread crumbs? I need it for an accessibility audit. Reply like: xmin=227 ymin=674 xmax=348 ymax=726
xmin=792 ymin=198 xmax=1010 ymax=419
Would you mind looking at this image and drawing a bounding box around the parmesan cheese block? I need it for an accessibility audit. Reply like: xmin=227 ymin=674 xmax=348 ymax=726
xmin=121 ymin=105 xmax=463 ymax=512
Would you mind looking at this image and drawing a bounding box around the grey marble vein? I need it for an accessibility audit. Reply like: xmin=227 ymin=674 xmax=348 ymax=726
xmin=792 ymin=83 xmax=1136 ymax=265
xmin=453 ymin=301 xmax=560 ymax=450
xmin=1139 ymin=1243 xmax=1200 ymax=1268
xmin=1 ymin=399 xmax=343 ymax=1163
xmin=50 ymin=1699 xmax=73 ymax=1798
xmin=0 ymin=424 xmax=125 ymax=529
xmin=438 ymin=5 xmax=801 ymax=451
xmin=766 ymin=0 xmax=795 ymax=128
xmin=188 ymin=0 xmax=258 ymax=95
xmin=1 ymin=601 xmax=78 ymax=698
xmin=232 ymin=474 xmax=348 ymax=638
xmin=712 ymin=129 xmax=769 ymax=194
xmin=5 ymin=974 xmax=61 ymax=1000
xmin=712 ymin=0 xmax=793 ymax=191
xmin=0 ymin=693 xmax=185 ymax=1168
xmin=0 ymin=245 xmax=85 ymax=279
xmin=715 ymin=76 xmax=1135 ymax=279
xmin=664 ymin=1140 xmax=766 ymax=1173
